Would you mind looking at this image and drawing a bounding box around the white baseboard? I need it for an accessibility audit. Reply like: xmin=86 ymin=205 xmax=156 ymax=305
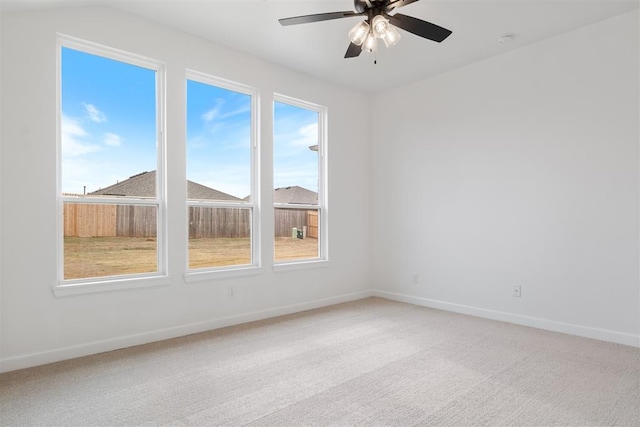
xmin=372 ymin=290 xmax=640 ymax=348
xmin=0 ymin=290 xmax=373 ymax=373
xmin=3 ymin=289 xmax=636 ymax=373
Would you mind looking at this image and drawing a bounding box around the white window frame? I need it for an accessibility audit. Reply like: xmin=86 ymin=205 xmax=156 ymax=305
xmin=273 ymin=94 xmax=329 ymax=270
xmin=54 ymin=35 xmax=169 ymax=297
xmin=183 ymin=70 xmax=262 ymax=282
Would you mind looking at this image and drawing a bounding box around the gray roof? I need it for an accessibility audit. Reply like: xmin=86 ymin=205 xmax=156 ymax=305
xmin=91 ymin=171 xmax=240 ymax=200
xmin=187 ymin=180 xmax=239 ymax=201
xmin=273 ymin=186 xmax=317 ymax=205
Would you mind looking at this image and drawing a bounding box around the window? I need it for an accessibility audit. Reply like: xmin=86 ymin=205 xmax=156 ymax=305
xmin=58 ymin=37 xmax=165 ymax=286
xmin=185 ymin=72 xmax=259 ymax=273
xmin=273 ymin=96 xmax=327 ymax=264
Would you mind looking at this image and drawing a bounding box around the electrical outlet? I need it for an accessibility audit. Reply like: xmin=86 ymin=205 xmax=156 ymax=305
xmin=412 ymin=273 xmax=419 ymax=284
xmin=228 ymin=286 xmax=236 ymax=299
xmin=512 ymin=285 xmax=522 ymax=297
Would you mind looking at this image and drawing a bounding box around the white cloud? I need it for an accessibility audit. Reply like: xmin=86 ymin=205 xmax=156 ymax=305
xmin=61 ymin=114 xmax=101 ymax=158
xmin=290 ymin=123 xmax=318 ymax=147
xmin=273 ymin=122 xmax=319 ymax=161
xmin=219 ymin=105 xmax=251 ymax=120
xmin=202 ymin=108 xmax=218 ymax=122
xmin=62 ymin=114 xmax=87 ymax=138
xmin=200 ymin=99 xmax=251 ymax=123
xmin=104 ymin=133 xmax=122 ymax=147
xmin=83 ymin=103 xmax=107 ymax=123
xmin=202 ymin=100 xmax=224 ymax=123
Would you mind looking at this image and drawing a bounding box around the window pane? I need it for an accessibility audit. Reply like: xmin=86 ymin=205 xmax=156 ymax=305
xmin=63 ymin=203 xmax=157 ymax=279
xmin=274 ymin=208 xmax=319 ymax=261
xmin=60 ymin=44 xmax=160 ymax=282
xmin=273 ymin=102 xmax=319 ymax=204
xmin=274 ymin=100 xmax=321 ymax=263
xmin=188 ymin=207 xmax=252 ymax=269
xmin=187 ymin=80 xmax=251 ymax=201
xmin=61 ymin=47 xmax=157 ymax=197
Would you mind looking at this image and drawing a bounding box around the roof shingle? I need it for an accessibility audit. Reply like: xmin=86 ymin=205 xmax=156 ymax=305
xmin=273 ymin=186 xmax=317 ymax=205
xmin=91 ymin=171 xmax=240 ymax=200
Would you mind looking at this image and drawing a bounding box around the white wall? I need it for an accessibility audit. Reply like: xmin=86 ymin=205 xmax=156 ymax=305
xmin=372 ymin=11 xmax=640 ymax=346
xmin=0 ymin=6 xmax=373 ymax=372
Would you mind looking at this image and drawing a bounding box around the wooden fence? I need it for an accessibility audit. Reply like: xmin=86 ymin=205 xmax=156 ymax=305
xmin=117 ymin=205 xmax=157 ymax=238
xmin=65 ymin=203 xmax=318 ymax=239
xmin=274 ymin=209 xmax=307 ymax=238
xmin=64 ymin=203 xmax=117 ymax=238
xmin=189 ymin=207 xmax=251 ymax=238
xmin=64 ymin=203 xmax=157 ymax=238
xmin=274 ymin=209 xmax=318 ymax=238
xmin=307 ymin=210 xmax=318 ymax=238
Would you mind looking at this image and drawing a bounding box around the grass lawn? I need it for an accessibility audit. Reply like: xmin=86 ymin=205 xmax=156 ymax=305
xmin=273 ymin=236 xmax=319 ymax=262
xmin=64 ymin=236 xmax=319 ymax=279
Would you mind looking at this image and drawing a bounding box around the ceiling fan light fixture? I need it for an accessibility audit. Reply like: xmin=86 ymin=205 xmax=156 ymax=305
xmin=348 ymin=20 xmax=370 ymax=46
xmin=371 ymin=14 xmax=390 ymax=39
xmin=362 ymin=31 xmax=378 ymax=53
xmin=382 ymin=24 xmax=401 ymax=47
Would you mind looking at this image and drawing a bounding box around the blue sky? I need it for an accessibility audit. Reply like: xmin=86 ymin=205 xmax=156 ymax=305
xmin=62 ymin=47 xmax=319 ymax=199
xmin=273 ymin=102 xmax=319 ymax=194
xmin=61 ymin=47 xmax=157 ymax=195
xmin=186 ymin=80 xmax=252 ymax=199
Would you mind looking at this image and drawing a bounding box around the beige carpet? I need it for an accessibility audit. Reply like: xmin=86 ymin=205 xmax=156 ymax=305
xmin=1 ymin=297 xmax=639 ymax=426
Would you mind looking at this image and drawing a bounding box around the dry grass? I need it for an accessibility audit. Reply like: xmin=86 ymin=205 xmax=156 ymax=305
xmin=188 ymin=238 xmax=251 ymax=269
xmin=64 ymin=236 xmax=319 ymax=279
xmin=274 ymin=236 xmax=319 ymax=261
xmin=64 ymin=237 xmax=157 ymax=280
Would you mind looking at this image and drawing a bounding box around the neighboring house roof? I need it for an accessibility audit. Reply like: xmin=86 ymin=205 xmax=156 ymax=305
xmin=273 ymin=186 xmax=318 ymax=205
xmin=187 ymin=180 xmax=239 ymax=201
xmin=91 ymin=171 xmax=240 ymax=200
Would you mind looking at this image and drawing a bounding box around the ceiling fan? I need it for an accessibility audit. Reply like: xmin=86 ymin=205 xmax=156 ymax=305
xmin=278 ymin=0 xmax=452 ymax=58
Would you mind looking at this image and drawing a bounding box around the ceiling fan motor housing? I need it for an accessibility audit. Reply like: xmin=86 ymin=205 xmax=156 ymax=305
xmin=355 ymin=1 xmax=393 ymax=17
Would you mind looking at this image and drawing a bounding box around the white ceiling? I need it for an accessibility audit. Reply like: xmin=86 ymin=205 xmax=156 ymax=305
xmin=3 ymin=0 xmax=639 ymax=93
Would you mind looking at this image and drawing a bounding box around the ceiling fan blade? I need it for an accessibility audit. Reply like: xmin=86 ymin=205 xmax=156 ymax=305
xmin=279 ymin=11 xmax=361 ymax=26
xmin=387 ymin=13 xmax=452 ymax=42
xmin=344 ymin=42 xmax=362 ymax=59
xmin=386 ymin=0 xmax=421 ymax=12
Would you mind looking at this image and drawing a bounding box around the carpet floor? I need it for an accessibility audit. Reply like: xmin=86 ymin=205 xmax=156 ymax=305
xmin=1 ymin=297 xmax=639 ymax=426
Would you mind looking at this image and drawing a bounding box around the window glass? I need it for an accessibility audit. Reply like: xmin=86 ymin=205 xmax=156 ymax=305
xmin=61 ymin=47 xmax=157 ymax=196
xmin=60 ymin=44 xmax=162 ymax=281
xmin=188 ymin=206 xmax=252 ymax=269
xmin=186 ymin=80 xmax=251 ymax=201
xmin=273 ymin=99 xmax=324 ymax=262
xmin=186 ymin=76 xmax=256 ymax=270
xmin=63 ymin=203 xmax=157 ymax=279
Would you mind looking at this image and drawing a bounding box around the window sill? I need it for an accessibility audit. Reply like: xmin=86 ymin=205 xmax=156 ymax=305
xmin=273 ymin=259 xmax=331 ymax=273
xmin=184 ymin=265 xmax=264 ymax=283
xmin=53 ymin=275 xmax=172 ymax=297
